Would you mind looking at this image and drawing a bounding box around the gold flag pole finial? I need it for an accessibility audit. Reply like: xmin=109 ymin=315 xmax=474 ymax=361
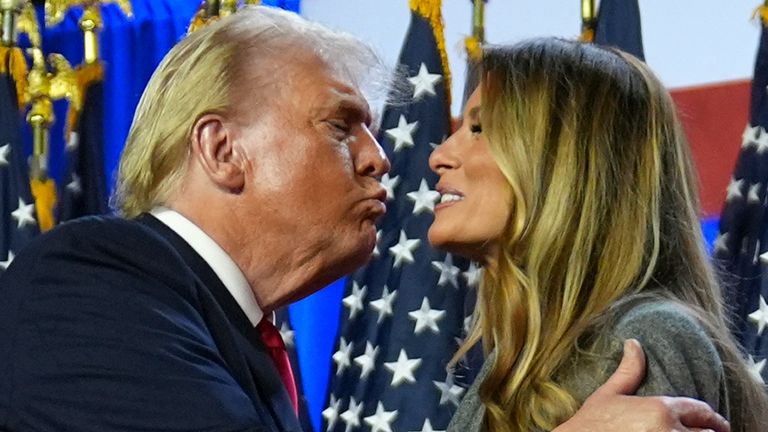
xmin=189 ymin=0 xmax=229 ymax=33
xmin=465 ymin=0 xmax=485 ymax=62
xmin=25 ymin=47 xmax=54 ymax=182
xmin=46 ymin=1 xmax=133 ymax=64
xmin=220 ymin=0 xmax=237 ymax=17
xmin=1 ymin=1 xmax=35 ymax=111
xmin=580 ymin=0 xmax=597 ymax=42
xmin=25 ymin=46 xmax=59 ymax=230
xmin=753 ymin=1 xmax=768 ymax=26
xmin=24 ymin=43 xmax=81 ymax=180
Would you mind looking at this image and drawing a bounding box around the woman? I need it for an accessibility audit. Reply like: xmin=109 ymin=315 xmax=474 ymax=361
xmin=428 ymin=38 xmax=768 ymax=432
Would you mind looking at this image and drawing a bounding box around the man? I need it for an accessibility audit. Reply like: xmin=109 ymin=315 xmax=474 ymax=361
xmin=0 ymin=7 xmax=729 ymax=432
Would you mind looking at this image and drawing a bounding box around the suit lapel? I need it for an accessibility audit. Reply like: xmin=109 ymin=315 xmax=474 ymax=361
xmin=137 ymin=214 xmax=302 ymax=431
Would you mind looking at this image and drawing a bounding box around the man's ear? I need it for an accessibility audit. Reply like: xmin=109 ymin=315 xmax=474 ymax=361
xmin=190 ymin=113 xmax=245 ymax=192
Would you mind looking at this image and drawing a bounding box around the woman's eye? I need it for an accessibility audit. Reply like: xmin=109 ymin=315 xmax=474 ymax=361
xmin=469 ymin=123 xmax=482 ymax=135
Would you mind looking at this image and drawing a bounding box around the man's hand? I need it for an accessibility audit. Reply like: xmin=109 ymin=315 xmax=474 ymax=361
xmin=554 ymin=339 xmax=730 ymax=432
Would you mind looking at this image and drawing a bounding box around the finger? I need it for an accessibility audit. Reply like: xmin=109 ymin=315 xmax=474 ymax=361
xmin=593 ymin=339 xmax=647 ymax=396
xmin=676 ymin=398 xmax=730 ymax=432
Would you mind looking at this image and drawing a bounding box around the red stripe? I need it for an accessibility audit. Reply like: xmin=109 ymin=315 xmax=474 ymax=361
xmin=670 ymin=79 xmax=751 ymax=217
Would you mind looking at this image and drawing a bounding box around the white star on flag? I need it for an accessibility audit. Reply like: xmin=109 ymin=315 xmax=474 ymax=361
xmin=754 ymin=239 xmax=762 ymax=265
xmin=0 ymin=251 xmax=15 ymax=270
xmin=384 ymin=348 xmax=422 ymax=386
xmin=410 ymin=419 xmax=445 ymax=432
xmin=343 ymin=281 xmax=367 ymax=319
xmin=389 ymin=230 xmax=420 ymax=268
xmin=322 ymin=395 xmax=341 ymax=432
xmin=463 ymin=262 xmax=483 ymax=288
xmin=743 ymin=124 xmax=760 ymax=149
xmin=363 ymin=402 xmax=398 ymax=432
xmin=11 ymin=198 xmax=36 ymax=229
xmin=432 ymin=253 xmax=460 ymax=288
xmin=373 ymin=230 xmax=383 ymax=258
xmin=408 ymin=62 xmax=442 ymax=99
xmin=409 ymin=297 xmax=446 ymax=335
xmin=354 ymin=342 xmax=379 ymax=379
xmin=757 ymin=129 xmax=768 ymax=154
xmin=714 ymin=233 xmax=729 ymax=255
xmin=0 ymin=143 xmax=10 ymax=167
xmin=748 ymin=355 xmax=766 ymax=383
xmin=333 ymin=337 xmax=353 ymax=375
xmin=66 ymin=131 xmax=80 ymax=151
xmin=434 ymin=370 xmax=465 ymax=406
xmin=726 ymin=178 xmax=744 ymax=202
xmin=749 ymin=295 xmax=768 ymax=335
xmin=759 ymin=248 xmax=768 ymax=265
xmin=381 ymin=173 xmax=400 ymax=201
xmin=385 ymin=115 xmax=418 ymax=152
xmin=463 ymin=314 xmax=474 ymax=335
xmin=66 ymin=173 xmax=82 ymax=195
xmin=748 ymin=183 xmax=762 ymax=204
xmin=370 ymin=285 xmax=397 ymax=323
xmin=407 ymin=179 xmax=440 ymax=215
xmin=279 ymin=321 xmax=295 ymax=348
xmin=340 ymin=397 xmax=363 ymax=432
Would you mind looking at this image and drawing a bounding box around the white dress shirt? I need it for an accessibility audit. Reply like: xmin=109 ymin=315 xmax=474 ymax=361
xmin=151 ymin=207 xmax=264 ymax=326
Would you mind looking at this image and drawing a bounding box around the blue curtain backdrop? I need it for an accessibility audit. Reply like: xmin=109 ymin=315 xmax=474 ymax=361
xmin=28 ymin=2 xmax=722 ymax=431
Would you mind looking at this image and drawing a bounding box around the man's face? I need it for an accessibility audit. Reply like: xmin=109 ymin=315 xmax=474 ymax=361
xmin=228 ymin=53 xmax=389 ymax=293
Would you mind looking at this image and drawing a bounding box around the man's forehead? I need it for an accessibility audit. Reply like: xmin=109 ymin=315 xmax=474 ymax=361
xmin=318 ymin=82 xmax=372 ymax=117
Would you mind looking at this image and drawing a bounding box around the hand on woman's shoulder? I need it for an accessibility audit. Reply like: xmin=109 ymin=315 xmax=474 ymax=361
xmin=558 ymin=299 xmax=726 ymax=416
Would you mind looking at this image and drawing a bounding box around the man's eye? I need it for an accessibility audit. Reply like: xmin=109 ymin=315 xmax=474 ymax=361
xmin=328 ymin=120 xmax=350 ymax=133
xmin=469 ymin=123 xmax=482 ymax=135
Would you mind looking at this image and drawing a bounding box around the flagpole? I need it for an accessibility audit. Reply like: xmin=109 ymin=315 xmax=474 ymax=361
xmin=472 ymin=0 xmax=484 ymax=44
xmin=580 ymin=0 xmax=596 ymax=42
xmin=1 ymin=0 xmax=22 ymax=47
xmin=462 ymin=0 xmax=485 ymax=64
xmin=25 ymin=47 xmax=54 ymax=183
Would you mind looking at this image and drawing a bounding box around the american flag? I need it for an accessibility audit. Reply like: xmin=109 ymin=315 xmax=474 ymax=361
xmin=0 ymin=46 xmax=40 ymax=273
xmin=593 ymin=0 xmax=645 ymax=61
xmin=322 ymin=3 xmax=479 ymax=432
xmin=57 ymin=62 xmax=109 ymax=222
xmin=714 ymin=17 xmax=768 ymax=384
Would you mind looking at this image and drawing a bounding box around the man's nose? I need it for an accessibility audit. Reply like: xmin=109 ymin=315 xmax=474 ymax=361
xmin=355 ymin=127 xmax=391 ymax=177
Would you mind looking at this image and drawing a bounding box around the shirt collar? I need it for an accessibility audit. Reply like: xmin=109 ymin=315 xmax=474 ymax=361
xmin=150 ymin=207 xmax=263 ymax=326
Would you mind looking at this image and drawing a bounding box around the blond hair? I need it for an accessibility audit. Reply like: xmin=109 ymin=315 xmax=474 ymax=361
xmin=455 ymin=38 xmax=768 ymax=431
xmin=113 ymin=6 xmax=382 ymax=217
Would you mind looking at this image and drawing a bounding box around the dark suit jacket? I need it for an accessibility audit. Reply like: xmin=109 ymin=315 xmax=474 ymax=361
xmin=0 ymin=215 xmax=302 ymax=431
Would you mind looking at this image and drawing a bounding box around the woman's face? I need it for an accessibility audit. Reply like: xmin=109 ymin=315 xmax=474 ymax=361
xmin=428 ymin=88 xmax=512 ymax=264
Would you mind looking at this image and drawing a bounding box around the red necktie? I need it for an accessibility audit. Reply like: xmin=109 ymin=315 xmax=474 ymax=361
xmin=256 ymin=319 xmax=299 ymax=415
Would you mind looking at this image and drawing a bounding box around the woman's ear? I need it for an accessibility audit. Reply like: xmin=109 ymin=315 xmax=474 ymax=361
xmin=190 ymin=113 xmax=245 ymax=192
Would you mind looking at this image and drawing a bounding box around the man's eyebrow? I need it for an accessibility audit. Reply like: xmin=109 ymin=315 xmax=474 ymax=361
xmin=333 ymin=95 xmax=373 ymax=125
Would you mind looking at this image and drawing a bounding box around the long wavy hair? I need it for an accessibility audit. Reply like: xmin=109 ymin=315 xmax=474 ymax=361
xmin=455 ymin=38 xmax=768 ymax=431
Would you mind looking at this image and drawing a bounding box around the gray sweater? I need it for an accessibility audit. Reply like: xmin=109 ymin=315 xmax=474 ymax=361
xmin=447 ymin=300 xmax=729 ymax=431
